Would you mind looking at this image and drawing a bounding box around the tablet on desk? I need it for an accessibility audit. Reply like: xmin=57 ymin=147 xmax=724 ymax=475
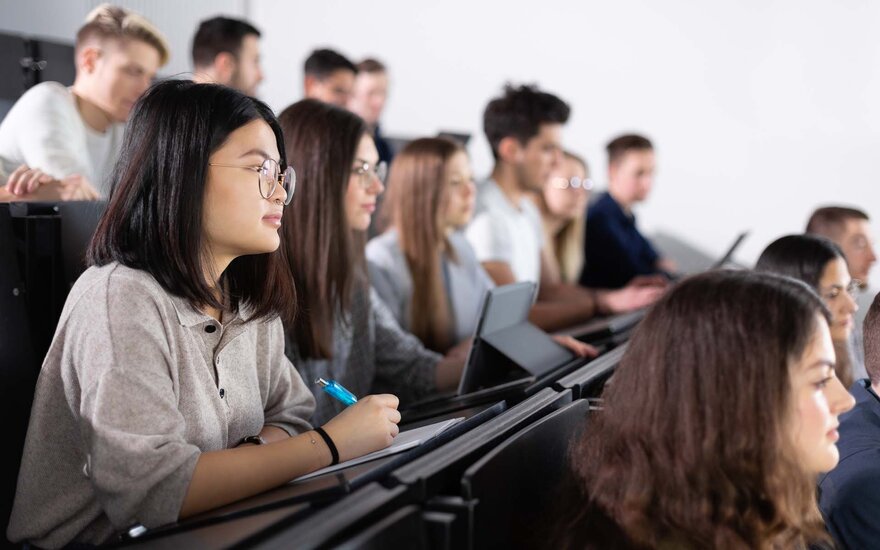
xmin=457 ymin=282 xmax=574 ymax=395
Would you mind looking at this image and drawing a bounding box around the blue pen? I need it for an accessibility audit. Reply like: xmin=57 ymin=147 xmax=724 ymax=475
xmin=316 ymin=378 xmax=358 ymax=406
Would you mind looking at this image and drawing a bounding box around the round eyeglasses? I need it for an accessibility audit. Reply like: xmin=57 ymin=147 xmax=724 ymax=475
xmin=352 ymin=160 xmax=387 ymax=189
xmin=550 ymin=176 xmax=594 ymax=191
xmin=209 ymin=158 xmax=296 ymax=205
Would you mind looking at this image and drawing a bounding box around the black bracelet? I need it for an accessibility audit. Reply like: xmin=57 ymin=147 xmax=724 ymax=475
xmin=313 ymin=427 xmax=339 ymax=465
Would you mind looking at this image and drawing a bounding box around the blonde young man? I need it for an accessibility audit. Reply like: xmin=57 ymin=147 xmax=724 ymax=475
xmin=0 ymin=4 xmax=168 ymax=201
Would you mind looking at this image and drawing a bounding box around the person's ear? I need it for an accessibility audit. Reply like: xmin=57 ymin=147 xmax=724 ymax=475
xmin=497 ymin=136 xmax=523 ymax=164
xmin=608 ymin=161 xmax=619 ymax=183
xmin=214 ymin=52 xmax=237 ymax=82
xmin=77 ymin=44 xmax=101 ymax=74
xmin=303 ymin=74 xmax=319 ymax=96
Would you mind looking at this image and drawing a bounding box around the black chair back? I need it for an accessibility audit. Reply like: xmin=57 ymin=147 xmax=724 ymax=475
xmin=460 ymin=399 xmax=591 ymax=550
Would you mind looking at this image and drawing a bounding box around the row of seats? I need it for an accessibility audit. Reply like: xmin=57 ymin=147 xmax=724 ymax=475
xmin=1 ymin=200 xmax=627 ymax=549
xmin=116 ymin=348 xmax=625 ymax=549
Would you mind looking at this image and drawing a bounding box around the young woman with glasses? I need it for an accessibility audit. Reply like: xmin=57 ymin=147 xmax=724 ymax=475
xmin=531 ymin=150 xmax=594 ymax=285
xmin=7 ymin=81 xmax=400 ymax=548
xmin=756 ymin=234 xmax=861 ymax=388
xmin=278 ymin=100 xmax=470 ymax=425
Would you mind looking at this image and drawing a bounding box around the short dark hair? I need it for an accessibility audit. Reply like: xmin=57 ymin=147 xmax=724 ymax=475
xmin=356 ymin=58 xmax=386 ymax=74
xmin=88 ymin=80 xmax=294 ymax=321
xmin=755 ymin=234 xmax=845 ymax=290
xmin=864 ymin=292 xmax=880 ymax=384
xmin=483 ymin=84 xmax=570 ymax=160
xmin=606 ymin=133 xmax=653 ymax=166
xmin=192 ymin=16 xmax=260 ymax=68
xmin=806 ymin=206 xmax=870 ymax=239
xmin=303 ymin=48 xmax=357 ymax=79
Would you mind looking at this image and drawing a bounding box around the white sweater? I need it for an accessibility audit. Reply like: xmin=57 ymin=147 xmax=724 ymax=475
xmin=0 ymin=82 xmax=124 ymax=197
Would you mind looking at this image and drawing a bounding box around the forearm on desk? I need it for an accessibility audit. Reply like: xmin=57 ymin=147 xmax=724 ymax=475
xmin=179 ymin=430 xmax=331 ymax=519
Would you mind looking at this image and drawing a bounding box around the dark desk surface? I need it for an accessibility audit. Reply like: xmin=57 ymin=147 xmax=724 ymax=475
xmin=391 ymin=387 xmax=573 ymax=500
xmin=117 ymin=501 xmax=310 ymax=549
xmin=117 ymin=401 xmax=503 ymax=547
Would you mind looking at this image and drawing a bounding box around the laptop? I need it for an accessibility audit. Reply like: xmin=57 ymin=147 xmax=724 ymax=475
xmin=709 ymin=231 xmax=748 ymax=270
xmin=456 ymin=281 xmax=574 ymax=395
xmin=562 ymin=231 xmax=749 ymax=343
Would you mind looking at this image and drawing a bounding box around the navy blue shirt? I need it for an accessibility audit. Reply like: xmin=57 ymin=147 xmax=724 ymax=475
xmin=373 ymin=124 xmax=394 ymax=165
xmin=818 ymin=379 xmax=880 ymax=549
xmin=579 ymin=192 xmax=661 ymax=289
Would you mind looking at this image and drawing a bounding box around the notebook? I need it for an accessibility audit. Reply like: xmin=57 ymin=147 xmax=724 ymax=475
xmin=291 ymin=417 xmax=465 ymax=482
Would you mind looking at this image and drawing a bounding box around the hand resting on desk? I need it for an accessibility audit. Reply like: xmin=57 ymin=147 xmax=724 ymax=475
xmin=2 ymin=164 xmax=100 ymax=201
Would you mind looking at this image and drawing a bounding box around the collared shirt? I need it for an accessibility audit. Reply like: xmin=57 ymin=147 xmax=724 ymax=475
xmin=818 ymin=379 xmax=880 ymax=548
xmin=286 ymin=284 xmax=440 ymax=426
xmin=579 ymin=192 xmax=661 ymax=289
xmin=7 ymin=263 xmax=315 ymax=549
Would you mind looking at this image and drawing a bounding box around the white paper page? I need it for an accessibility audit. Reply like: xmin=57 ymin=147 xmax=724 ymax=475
xmin=291 ymin=417 xmax=465 ymax=483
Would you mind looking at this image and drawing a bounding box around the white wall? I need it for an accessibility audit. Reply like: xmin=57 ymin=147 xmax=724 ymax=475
xmin=2 ymin=0 xmax=879 ymax=276
xmin=253 ymin=0 xmax=880 ymax=278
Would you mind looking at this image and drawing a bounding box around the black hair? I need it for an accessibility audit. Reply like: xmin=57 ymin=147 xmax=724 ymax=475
xmin=192 ymin=16 xmax=261 ymax=68
xmin=483 ymin=83 xmax=570 ymax=160
xmin=303 ymin=48 xmax=358 ymax=78
xmin=755 ymin=234 xmax=846 ymax=290
xmin=88 ymin=79 xmax=295 ymax=321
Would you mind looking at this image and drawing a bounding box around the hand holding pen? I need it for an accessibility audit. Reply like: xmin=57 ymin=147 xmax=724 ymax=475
xmin=316 ymin=378 xmax=358 ymax=406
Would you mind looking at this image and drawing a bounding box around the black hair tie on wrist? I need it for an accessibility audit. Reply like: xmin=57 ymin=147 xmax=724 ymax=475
xmin=313 ymin=427 xmax=339 ymax=465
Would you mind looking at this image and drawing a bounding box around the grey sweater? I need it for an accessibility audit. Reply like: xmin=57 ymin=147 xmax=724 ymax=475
xmin=286 ymin=285 xmax=441 ymax=426
xmin=7 ymin=263 xmax=315 ymax=548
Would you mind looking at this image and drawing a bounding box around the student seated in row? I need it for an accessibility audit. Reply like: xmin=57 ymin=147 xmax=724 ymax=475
xmin=465 ymin=84 xmax=666 ymax=333
xmin=756 ymin=234 xmax=859 ymax=388
xmin=367 ymin=137 xmax=593 ymax=357
xmin=302 ymin=48 xmax=358 ymax=108
xmin=348 ymin=57 xmax=393 ymax=166
xmin=277 ymin=101 xmax=471 ymax=425
xmin=0 ymin=4 xmax=168 ymax=201
xmin=819 ymin=291 xmax=880 ymax=548
xmin=807 ymin=205 xmax=877 ymax=379
xmin=555 ymin=270 xmax=854 ymax=548
xmin=191 ymin=16 xmax=264 ymax=97
xmin=7 ymin=81 xmax=400 ymax=549
xmin=366 ymin=137 xmax=490 ymax=354
xmin=532 ymin=150 xmax=592 ymax=285
xmin=578 ymin=134 xmax=675 ymax=289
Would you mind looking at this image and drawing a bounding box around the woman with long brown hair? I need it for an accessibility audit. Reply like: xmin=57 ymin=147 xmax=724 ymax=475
xmin=278 ymin=101 xmax=467 ymax=425
xmin=366 ymin=137 xmax=492 ymax=353
xmin=557 ymin=270 xmax=854 ymax=549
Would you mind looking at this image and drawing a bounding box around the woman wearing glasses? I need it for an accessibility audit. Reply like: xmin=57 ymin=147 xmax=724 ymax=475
xmin=756 ymin=234 xmax=861 ymax=387
xmin=531 ymin=150 xmax=594 ymax=285
xmin=278 ymin=100 xmax=469 ymax=425
xmin=366 ymin=137 xmax=493 ymax=354
xmin=8 ymin=81 xmax=400 ymax=549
